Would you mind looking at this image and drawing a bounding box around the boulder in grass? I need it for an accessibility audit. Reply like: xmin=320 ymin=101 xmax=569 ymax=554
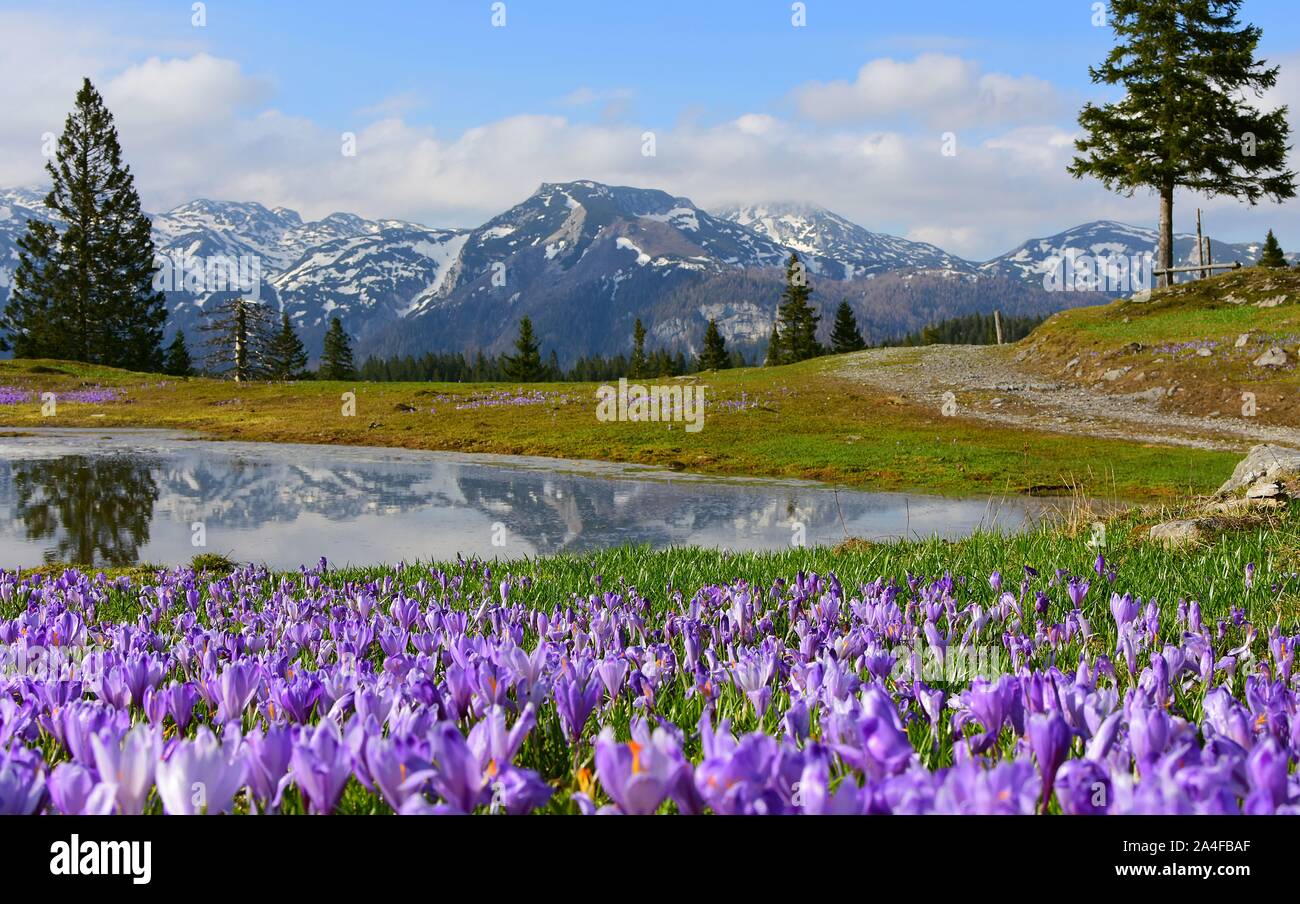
xmin=1216 ymin=444 xmax=1300 ymax=497
xmin=1252 ymin=346 xmax=1289 ymax=367
xmin=1149 ymin=520 xmax=1205 ymax=547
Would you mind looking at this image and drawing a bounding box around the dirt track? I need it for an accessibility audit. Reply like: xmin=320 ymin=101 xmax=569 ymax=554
xmin=835 ymin=345 xmax=1300 ymax=453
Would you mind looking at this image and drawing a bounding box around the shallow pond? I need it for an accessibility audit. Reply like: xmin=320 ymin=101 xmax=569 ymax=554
xmin=0 ymin=429 xmax=1047 ymax=568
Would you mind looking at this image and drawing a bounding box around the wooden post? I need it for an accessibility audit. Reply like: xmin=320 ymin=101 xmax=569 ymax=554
xmin=993 ymin=310 xmax=1004 ymax=345
xmin=1204 ymin=236 xmax=1212 ymax=276
xmin=1196 ymin=209 xmax=1205 ymax=279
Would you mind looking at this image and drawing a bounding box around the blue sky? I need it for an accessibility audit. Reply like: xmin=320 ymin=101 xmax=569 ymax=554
xmin=2 ymin=0 xmax=1299 ymax=257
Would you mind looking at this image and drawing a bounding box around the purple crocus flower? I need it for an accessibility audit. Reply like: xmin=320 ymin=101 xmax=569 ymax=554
xmin=553 ymin=661 xmax=601 ymax=744
xmin=89 ymin=723 xmax=159 ymax=814
xmin=362 ymin=733 xmax=430 ymax=812
xmin=423 ymin=721 xmax=488 ymax=814
xmin=1109 ymin=592 xmax=1139 ymax=630
xmin=1066 ymin=577 xmax=1089 ymax=609
xmin=1053 ymin=759 xmax=1109 ymax=815
xmin=46 ymin=762 xmax=115 ymax=815
xmin=156 ymin=727 xmax=247 ymax=815
xmin=1245 ymin=738 xmax=1289 ymax=814
xmin=0 ymin=746 xmax=46 ymax=815
xmin=1027 ymin=711 xmax=1072 ymax=811
xmin=211 ymin=662 xmax=261 ymax=725
xmin=243 ymin=724 xmax=293 ymax=810
xmin=593 ymin=726 xmax=685 ymax=815
xmin=290 ymin=721 xmax=352 ymax=814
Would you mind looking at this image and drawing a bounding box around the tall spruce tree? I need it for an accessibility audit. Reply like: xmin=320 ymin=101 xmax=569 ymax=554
xmin=501 ymin=316 xmax=544 ymax=382
xmin=1258 ymin=229 xmax=1288 ymax=267
xmin=776 ymin=253 xmax=821 ymax=362
xmin=318 ymin=316 xmax=356 ymax=380
xmin=163 ymin=331 xmax=194 ymax=376
xmin=1 ymin=79 xmax=166 ymax=369
xmin=1069 ymin=1 xmax=1294 ymax=286
xmin=830 ymin=301 xmax=867 ymax=353
xmin=629 ymin=318 xmax=648 ymax=378
xmin=199 ymin=296 xmax=275 ymax=381
xmin=266 ymin=313 xmax=309 ymax=380
xmin=697 ymin=319 xmax=730 ymax=371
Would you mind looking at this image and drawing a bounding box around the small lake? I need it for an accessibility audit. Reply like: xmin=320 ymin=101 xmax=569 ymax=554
xmin=0 ymin=429 xmax=1048 ymax=569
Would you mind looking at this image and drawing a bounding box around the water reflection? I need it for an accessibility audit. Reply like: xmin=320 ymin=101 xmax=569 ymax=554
xmin=10 ymin=455 xmax=160 ymax=565
xmin=0 ymin=431 xmax=1044 ymax=569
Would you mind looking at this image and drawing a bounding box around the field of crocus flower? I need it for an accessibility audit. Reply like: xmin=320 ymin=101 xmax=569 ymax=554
xmin=1 ymin=508 xmax=1297 ymax=816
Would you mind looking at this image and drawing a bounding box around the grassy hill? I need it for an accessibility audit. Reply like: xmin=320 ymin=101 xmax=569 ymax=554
xmin=1019 ymin=266 xmax=1300 ymax=425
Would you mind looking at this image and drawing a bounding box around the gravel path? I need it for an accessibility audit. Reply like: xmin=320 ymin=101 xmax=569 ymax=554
xmin=835 ymin=345 xmax=1300 ymax=453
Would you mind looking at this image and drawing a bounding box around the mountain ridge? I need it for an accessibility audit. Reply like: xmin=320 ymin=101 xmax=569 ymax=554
xmin=0 ymin=181 xmax=1289 ymax=364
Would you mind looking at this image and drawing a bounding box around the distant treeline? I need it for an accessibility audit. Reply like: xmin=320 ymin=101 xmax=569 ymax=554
xmin=358 ymin=347 xmax=751 ymax=383
xmin=881 ymin=311 xmax=1049 ymax=347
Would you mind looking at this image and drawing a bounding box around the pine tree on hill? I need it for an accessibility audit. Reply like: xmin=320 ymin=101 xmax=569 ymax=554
xmin=199 ymin=296 xmax=276 ymax=382
xmin=266 ymin=313 xmax=310 ymax=380
xmin=830 ymin=301 xmax=866 ymax=353
xmin=501 ymin=316 xmax=544 ymax=382
xmin=1258 ymin=229 xmax=1288 ymax=268
xmin=776 ymin=253 xmax=821 ymax=363
xmin=1069 ymin=1 xmax=1295 ymax=287
xmin=0 ymin=78 xmax=166 ymax=370
xmin=318 ymin=316 xmax=356 ymax=380
xmin=629 ymin=318 xmax=648 ymax=378
xmin=697 ymin=318 xmax=730 ymax=371
xmin=163 ymin=331 xmax=194 ymax=376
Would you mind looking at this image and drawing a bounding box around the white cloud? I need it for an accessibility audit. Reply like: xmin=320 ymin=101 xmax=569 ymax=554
xmin=0 ymin=15 xmax=1294 ymax=261
xmin=791 ymin=54 xmax=1063 ymax=128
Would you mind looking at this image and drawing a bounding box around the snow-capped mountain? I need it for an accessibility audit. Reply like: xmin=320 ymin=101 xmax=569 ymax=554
xmin=2 ymin=180 xmax=1291 ymax=365
xmin=979 ymin=219 xmax=1292 ymax=287
xmin=269 ymin=224 xmax=468 ymax=346
xmin=714 ymin=202 xmax=975 ymax=280
xmin=0 ymin=188 xmax=58 ymax=296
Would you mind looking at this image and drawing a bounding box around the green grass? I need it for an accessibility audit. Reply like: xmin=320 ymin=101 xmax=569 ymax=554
xmin=0 ymin=349 xmax=1240 ymax=499
xmin=1023 ymin=266 xmax=1300 ymax=422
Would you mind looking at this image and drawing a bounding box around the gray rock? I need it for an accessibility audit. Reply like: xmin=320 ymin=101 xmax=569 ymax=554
xmin=1149 ymin=520 xmax=1204 ymax=547
xmin=1217 ymin=444 xmax=1300 ymax=495
xmin=1246 ymin=482 xmax=1283 ymax=499
xmin=1256 ymin=294 xmax=1288 ymax=308
xmin=1235 ymin=333 xmax=1251 ymax=348
xmin=1253 ymin=347 xmax=1289 ymax=367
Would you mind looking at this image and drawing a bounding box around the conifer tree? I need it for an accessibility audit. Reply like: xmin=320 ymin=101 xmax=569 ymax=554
xmin=629 ymin=318 xmax=648 ymax=378
xmin=199 ymin=297 xmax=275 ymax=382
xmin=1069 ymin=1 xmax=1294 ymax=286
xmin=318 ymin=316 xmax=356 ymax=380
xmin=266 ymin=313 xmax=309 ymax=380
xmin=776 ymin=253 xmax=821 ymax=362
xmin=163 ymin=331 xmax=194 ymax=376
xmin=501 ymin=316 xmax=544 ymax=382
xmin=1 ymin=78 xmax=166 ymax=369
xmin=1258 ymin=229 xmax=1288 ymax=267
xmin=697 ymin=318 xmax=730 ymax=370
xmin=830 ymin=301 xmax=866 ymax=353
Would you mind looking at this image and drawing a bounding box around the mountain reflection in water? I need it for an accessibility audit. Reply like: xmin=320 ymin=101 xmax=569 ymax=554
xmin=0 ymin=430 xmax=1045 ymax=569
